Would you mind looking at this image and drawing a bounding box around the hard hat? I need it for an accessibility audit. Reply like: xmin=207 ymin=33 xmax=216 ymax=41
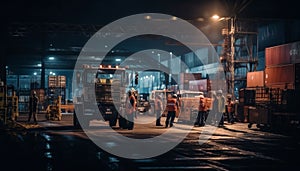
xmin=172 ymin=94 xmax=177 ymax=98
xmin=199 ymin=95 xmax=204 ymax=99
xmin=227 ymin=94 xmax=232 ymax=99
xmin=217 ymin=90 xmax=223 ymax=94
xmin=33 ymin=91 xmax=36 ymax=95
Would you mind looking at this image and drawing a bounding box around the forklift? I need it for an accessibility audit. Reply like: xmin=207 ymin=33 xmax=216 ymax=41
xmin=45 ymin=95 xmax=62 ymax=121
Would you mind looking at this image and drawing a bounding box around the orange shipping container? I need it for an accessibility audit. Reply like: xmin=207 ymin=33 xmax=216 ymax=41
xmin=265 ymin=64 xmax=298 ymax=88
xmin=265 ymin=41 xmax=300 ymax=66
xmin=265 ymin=43 xmax=291 ymax=66
xmin=247 ymin=71 xmax=264 ymax=87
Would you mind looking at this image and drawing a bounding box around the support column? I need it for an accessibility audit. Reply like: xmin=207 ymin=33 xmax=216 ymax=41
xmin=41 ymin=60 xmax=45 ymax=89
xmin=0 ymin=22 xmax=7 ymax=85
xmin=229 ymin=17 xmax=235 ymax=99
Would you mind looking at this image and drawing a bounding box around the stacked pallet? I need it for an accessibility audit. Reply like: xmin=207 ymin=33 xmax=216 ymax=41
xmin=48 ymin=75 xmax=67 ymax=105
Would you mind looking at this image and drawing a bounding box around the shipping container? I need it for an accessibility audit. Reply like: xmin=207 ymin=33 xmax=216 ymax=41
xmin=265 ymin=41 xmax=300 ymax=66
xmin=180 ymin=73 xmax=202 ymax=82
xmin=290 ymin=41 xmax=300 ymax=64
xmin=189 ymin=79 xmax=210 ymax=92
xmin=247 ymin=71 xmax=264 ymax=87
xmin=266 ymin=83 xmax=294 ymax=90
xmin=265 ymin=43 xmax=291 ymax=66
xmin=180 ymin=73 xmax=202 ymax=90
xmin=265 ymin=64 xmax=300 ymax=89
xmin=209 ymin=79 xmax=227 ymax=92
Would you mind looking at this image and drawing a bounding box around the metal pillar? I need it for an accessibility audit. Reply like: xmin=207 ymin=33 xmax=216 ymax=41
xmin=0 ymin=23 xmax=7 ymax=85
xmin=41 ymin=60 xmax=45 ymax=89
xmin=229 ymin=17 xmax=235 ymax=98
xmin=221 ymin=17 xmax=258 ymax=99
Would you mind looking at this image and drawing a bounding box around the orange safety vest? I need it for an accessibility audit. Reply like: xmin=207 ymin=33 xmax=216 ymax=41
xmin=167 ymin=98 xmax=177 ymax=112
xmin=198 ymin=97 xmax=207 ymax=111
xmin=226 ymin=100 xmax=234 ymax=113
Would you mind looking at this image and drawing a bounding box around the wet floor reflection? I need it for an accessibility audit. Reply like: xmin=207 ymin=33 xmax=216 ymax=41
xmin=0 ymin=129 xmax=115 ymax=171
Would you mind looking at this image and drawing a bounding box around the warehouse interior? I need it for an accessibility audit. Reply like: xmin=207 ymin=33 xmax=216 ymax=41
xmin=1 ymin=0 xmax=300 ymax=127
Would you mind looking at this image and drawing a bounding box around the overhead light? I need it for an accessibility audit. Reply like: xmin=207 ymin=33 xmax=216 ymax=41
xmin=115 ymin=58 xmax=121 ymax=62
xmin=171 ymin=16 xmax=177 ymax=20
xmin=33 ymin=72 xmax=37 ymax=75
xmin=48 ymin=56 xmax=55 ymax=60
xmin=37 ymin=63 xmax=42 ymax=67
xmin=145 ymin=15 xmax=151 ymax=20
xmin=211 ymin=14 xmax=220 ymax=20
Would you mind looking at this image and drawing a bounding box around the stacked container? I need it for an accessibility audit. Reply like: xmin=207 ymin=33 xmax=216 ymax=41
xmin=246 ymin=71 xmax=265 ymax=88
xmin=264 ymin=41 xmax=300 ymax=90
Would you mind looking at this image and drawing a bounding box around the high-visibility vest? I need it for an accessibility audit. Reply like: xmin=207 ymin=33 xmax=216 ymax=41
xmin=198 ymin=97 xmax=207 ymax=111
xmin=226 ymin=100 xmax=234 ymax=113
xmin=167 ymin=98 xmax=177 ymax=111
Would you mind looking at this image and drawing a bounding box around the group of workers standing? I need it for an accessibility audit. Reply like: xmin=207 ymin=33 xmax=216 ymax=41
xmin=195 ymin=89 xmax=235 ymax=127
xmin=124 ymin=90 xmax=180 ymax=130
xmin=124 ymin=89 xmax=235 ymax=130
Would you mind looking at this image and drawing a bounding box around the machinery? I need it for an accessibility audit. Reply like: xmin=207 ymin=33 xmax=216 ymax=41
xmin=239 ymin=87 xmax=300 ymax=129
xmin=177 ymin=90 xmax=212 ymax=123
xmin=74 ymin=65 xmax=126 ymax=127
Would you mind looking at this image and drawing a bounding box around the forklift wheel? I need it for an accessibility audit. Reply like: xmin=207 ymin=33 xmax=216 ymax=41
xmin=248 ymin=123 xmax=252 ymax=129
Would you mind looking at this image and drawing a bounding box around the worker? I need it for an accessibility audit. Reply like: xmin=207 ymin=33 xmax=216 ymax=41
xmin=125 ymin=90 xmax=137 ymax=130
xmin=154 ymin=95 xmax=163 ymax=126
xmin=165 ymin=93 xmax=179 ymax=128
xmin=194 ymin=95 xmax=207 ymax=127
xmin=209 ymin=91 xmax=219 ymax=126
xmin=28 ymin=90 xmax=39 ymax=124
xmin=226 ymin=95 xmax=235 ymax=124
xmin=216 ymin=90 xmax=226 ymax=127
